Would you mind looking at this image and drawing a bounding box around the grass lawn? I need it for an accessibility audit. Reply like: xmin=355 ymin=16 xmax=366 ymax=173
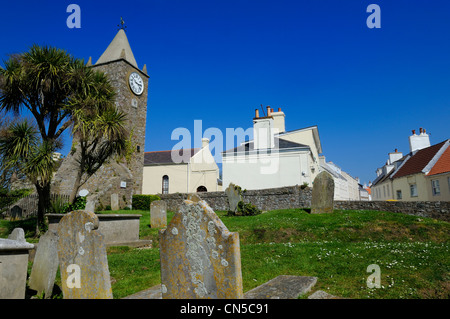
xmin=104 ymin=208 xmax=449 ymax=299
xmin=2 ymin=208 xmax=449 ymax=299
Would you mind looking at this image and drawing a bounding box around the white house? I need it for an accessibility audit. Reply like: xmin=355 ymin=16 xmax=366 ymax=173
xmin=221 ymin=107 xmax=322 ymax=190
xmin=319 ymin=156 xmax=361 ymax=201
xmin=372 ymin=128 xmax=450 ymax=202
xmin=142 ymin=138 xmax=220 ymax=194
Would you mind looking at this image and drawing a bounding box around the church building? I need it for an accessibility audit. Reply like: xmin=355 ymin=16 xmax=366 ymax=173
xmin=52 ymin=27 xmax=149 ymax=210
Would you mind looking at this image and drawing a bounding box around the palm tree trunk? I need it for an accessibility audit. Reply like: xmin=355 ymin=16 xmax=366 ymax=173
xmin=69 ymin=169 xmax=83 ymax=204
xmin=35 ymin=182 xmax=51 ymax=237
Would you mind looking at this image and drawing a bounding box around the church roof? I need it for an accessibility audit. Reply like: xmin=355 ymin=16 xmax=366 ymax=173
xmin=96 ymin=29 xmax=138 ymax=68
xmin=144 ymin=149 xmax=201 ymax=165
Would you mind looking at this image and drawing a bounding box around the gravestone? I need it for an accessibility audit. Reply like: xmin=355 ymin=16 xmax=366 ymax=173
xmin=8 ymin=228 xmax=26 ymax=242
xmin=28 ymin=230 xmax=59 ymax=298
xmin=159 ymin=198 xmax=243 ymax=299
xmin=57 ymin=210 xmax=113 ymax=299
xmin=0 ymin=229 xmax=34 ymax=299
xmin=225 ymin=183 xmax=242 ymax=213
xmin=311 ymin=171 xmax=335 ymax=214
xmin=150 ymin=200 xmax=167 ymax=228
xmin=244 ymin=275 xmax=317 ymax=299
xmin=111 ymin=193 xmax=119 ymax=211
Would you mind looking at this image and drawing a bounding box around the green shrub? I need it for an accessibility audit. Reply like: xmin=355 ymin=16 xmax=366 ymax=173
xmin=228 ymin=201 xmax=262 ymax=216
xmin=132 ymin=194 xmax=161 ymax=210
xmin=50 ymin=196 xmax=86 ymax=214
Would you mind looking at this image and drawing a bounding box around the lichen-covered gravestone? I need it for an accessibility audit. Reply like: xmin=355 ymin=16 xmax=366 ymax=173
xmin=57 ymin=210 xmax=113 ymax=299
xmin=225 ymin=183 xmax=242 ymax=214
xmin=311 ymin=171 xmax=335 ymax=214
xmin=151 ymin=200 xmax=167 ymax=228
xmin=28 ymin=230 xmax=59 ymax=298
xmin=159 ymin=197 xmax=243 ymax=299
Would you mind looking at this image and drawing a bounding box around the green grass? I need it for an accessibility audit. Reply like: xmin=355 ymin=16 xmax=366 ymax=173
xmin=3 ymin=208 xmax=449 ymax=299
xmin=105 ymin=208 xmax=449 ymax=299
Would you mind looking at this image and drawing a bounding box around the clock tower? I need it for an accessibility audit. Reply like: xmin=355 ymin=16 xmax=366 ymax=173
xmin=53 ymin=27 xmax=149 ymax=209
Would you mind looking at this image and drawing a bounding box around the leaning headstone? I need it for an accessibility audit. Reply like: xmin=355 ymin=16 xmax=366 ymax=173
xmin=310 ymin=171 xmax=335 ymax=214
xmin=111 ymin=193 xmax=119 ymax=211
xmin=150 ymin=200 xmax=167 ymax=228
xmin=225 ymin=183 xmax=242 ymax=213
xmin=57 ymin=210 xmax=113 ymax=299
xmin=0 ymin=229 xmax=34 ymax=299
xmin=159 ymin=198 xmax=243 ymax=299
xmin=28 ymin=230 xmax=59 ymax=298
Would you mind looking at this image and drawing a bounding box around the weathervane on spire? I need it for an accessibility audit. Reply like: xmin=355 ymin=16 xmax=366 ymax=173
xmin=118 ymin=17 xmax=127 ymax=31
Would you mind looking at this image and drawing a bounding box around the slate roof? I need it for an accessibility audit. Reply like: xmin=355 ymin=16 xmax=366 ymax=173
xmin=144 ymin=148 xmax=200 ymax=165
xmin=222 ymin=137 xmax=309 ymax=155
xmin=392 ymin=140 xmax=447 ymax=179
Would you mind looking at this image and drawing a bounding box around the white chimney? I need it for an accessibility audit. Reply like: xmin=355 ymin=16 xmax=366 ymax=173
xmin=388 ymin=149 xmax=403 ymax=164
xmin=409 ymin=128 xmax=431 ymax=152
xmin=202 ymin=138 xmax=210 ymax=149
xmin=271 ymin=107 xmax=286 ymax=133
xmin=253 ymin=111 xmax=275 ymax=150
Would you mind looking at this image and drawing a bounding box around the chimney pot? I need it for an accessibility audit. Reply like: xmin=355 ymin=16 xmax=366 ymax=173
xmin=412 ymin=129 xmax=416 ymax=135
xmin=419 ymin=127 xmax=423 ymax=134
xmin=255 ymin=109 xmax=259 ymax=119
xmin=278 ymin=108 xmax=282 ymax=112
xmin=266 ymin=106 xmax=271 ymax=117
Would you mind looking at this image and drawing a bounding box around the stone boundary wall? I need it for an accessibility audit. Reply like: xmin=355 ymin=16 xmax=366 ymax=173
xmin=334 ymin=200 xmax=450 ymax=222
xmin=160 ymin=186 xmax=449 ymax=222
xmin=159 ymin=186 xmax=313 ymax=212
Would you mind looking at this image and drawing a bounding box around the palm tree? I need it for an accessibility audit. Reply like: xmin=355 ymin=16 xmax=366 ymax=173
xmin=67 ymin=68 xmax=128 ymax=203
xmin=0 ymin=45 xmax=118 ymax=230
xmin=0 ymin=120 xmax=57 ymax=233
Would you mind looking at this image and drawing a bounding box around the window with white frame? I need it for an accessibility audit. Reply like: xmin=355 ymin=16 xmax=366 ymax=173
xmin=162 ymin=175 xmax=169 ymax=194
xmin=431 ymin=179 xmax=440 ymax=196
xmin=410 ymin=184 xmax=418 ymax=197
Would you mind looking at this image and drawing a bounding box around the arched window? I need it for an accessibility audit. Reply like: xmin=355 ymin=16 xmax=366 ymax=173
xmin=162 ymin=175 xmax=169 ymax=194
xmin=197 ymin=186 xmax=207 ymax=193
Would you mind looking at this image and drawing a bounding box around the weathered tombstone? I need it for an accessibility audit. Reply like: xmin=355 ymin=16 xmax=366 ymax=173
xmin=7 ymin=228 xmax=26 ymax=242
xmin=150 ymin=200 xmax=167 ymax=228
xmin=225 ymin=183 xmax=242 ymax=213
xmin=57 ymin=210 xmax=113 ymax=299
xmin=311 ymin=171 xmax=335 ymax=214
xmin=0 ymin=229 xmax=34 ymax=299
xmin=111 ymin=193 xmax=119 ymax=211
xmin=28 ymin=230 xmax=59 ymax=298
xmin=159 ymin=198 xmax=243 ymax=299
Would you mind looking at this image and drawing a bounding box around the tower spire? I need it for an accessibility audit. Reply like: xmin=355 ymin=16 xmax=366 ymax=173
xmin=118 ymin=17 xmax=127 ymax=31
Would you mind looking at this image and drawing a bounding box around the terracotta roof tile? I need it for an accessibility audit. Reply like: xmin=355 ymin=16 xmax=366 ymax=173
xmin=392 ymin=141 xmax=447 ymax=179
xmin=427 ymin=143 xmax=450 ymax=176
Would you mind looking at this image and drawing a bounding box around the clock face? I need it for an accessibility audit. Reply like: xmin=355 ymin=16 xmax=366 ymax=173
xmin=129 ymin=72 xmax=144 ymax=96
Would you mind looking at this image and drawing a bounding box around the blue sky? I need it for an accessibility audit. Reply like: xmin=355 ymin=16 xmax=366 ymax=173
xmin=1 ymin=0 xmax=450 ymax=184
